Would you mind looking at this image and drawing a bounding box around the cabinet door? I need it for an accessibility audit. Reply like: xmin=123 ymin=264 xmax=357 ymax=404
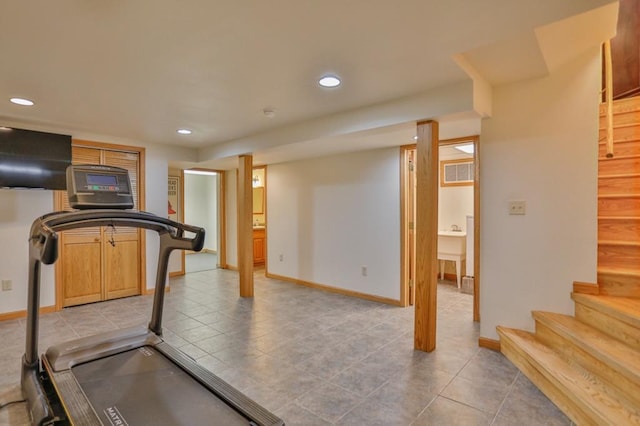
xmin=103 ymin=150 xmax=141 ymax=300
xmin=58 ymin=146 xmax=143 ymax=307
xmin=61 ymin=147 xmax=103 ymax=307
xmin=253 ymin=230 xmax=265 ymax=265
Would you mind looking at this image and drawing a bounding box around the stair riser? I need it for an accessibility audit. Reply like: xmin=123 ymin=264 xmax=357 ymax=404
xmin=597 ymin=272 xmax=640 ymax=297
xmin=598 ymin=111 xmax=640 ymax=128
xmin=498 ymin=332 xmax=593 ymax=426
xmin=598 ymin=197 xmax=640 ymax=217
xmin=599 ymin=140 xmax=640 ymax=157
xmin=599 ymin=176 xmax=640 ymax=195
xmin=598 ymin=218 xmax=640 ymax=242
xmin=599 ymin=125 xmax=640 ymax=143
xmin=599 ymin=156 xmax=640 ymax=176
xmin=574 ymin=303 xmax=640 ymax=351
xmin=534 ymin=322 xmax=640 ymax=408
xmin=598 ymin=244 xmax=640 ymax=270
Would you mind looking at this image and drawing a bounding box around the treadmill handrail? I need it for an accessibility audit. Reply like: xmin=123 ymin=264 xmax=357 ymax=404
xmin=24 ymin=209 xmax=205 ymax=366
xmin=29 ymin=209 xmax=204 ymax=264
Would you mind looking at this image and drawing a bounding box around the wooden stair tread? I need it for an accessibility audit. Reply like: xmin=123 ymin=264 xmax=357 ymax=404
xmin=533 ymin=311 xmax=640 ymax=381
xmin=598 ymin=194 xmax=640 ymax=199
xmin=599 ymin=173 xmax=640 ymax=179
xmin=598 ymin=240 xmax=640 ymax=247
xmin=599 ymin=153 xmax=640 ymax=160
xmin=598 ymin=268 xmax=640 ymax=277
xmin=497 ymin=327 xmax=640 ymax=424
xmin=599 ymin=216 xmax=640 ymax=220
xmin=572 ymin=293 xmax=640 ymax=328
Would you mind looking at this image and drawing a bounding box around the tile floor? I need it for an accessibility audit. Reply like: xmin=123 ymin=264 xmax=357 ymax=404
xmin=0 ymin=269 xmax=571 ymax=425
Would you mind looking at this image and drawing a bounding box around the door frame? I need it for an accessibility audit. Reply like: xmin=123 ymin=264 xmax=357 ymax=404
xmin=252 ymin=165 xmax=267 ymax=273
xmin=182 ymin=168 xmax=227 ymax=270
xmin=400 ymin=135 xmax=480 ymax=322
xmin=54 ymin=139 xmax=146 ymax=310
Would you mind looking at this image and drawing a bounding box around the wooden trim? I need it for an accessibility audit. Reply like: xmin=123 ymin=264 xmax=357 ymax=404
xmin=0 ymin=305 xmax=56 ymax=322
xmin=473 ymin=136 xmax=480 ymax=322
xmin=414 ymin=120 xmax=439 ymax=352
xmin=168 ymin=271 xmax=183 ymax=278
xmin=265 ymin=272 xmax=402 ymax=306
xmin=218 ymin=170 xmax=227 ymax=269
xmin=478 ymin=337 xmax=501 ymax=352
xmin=238 ymin=155 xmax=254 ymax=297
xmin=399 ymin=145 xmax=411 ymax=307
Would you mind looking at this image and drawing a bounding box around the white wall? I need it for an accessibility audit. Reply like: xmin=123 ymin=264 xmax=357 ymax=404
xmin=0 ymin=189 xmax=56 ymax=313
xmin=184 ymin=173 xmax=218 ymax=252
xmin=267 ymin=148 xmax=401 ymax=300
xmin=479 ymin=47 xmax=600 ymax=340
xmin=225 ymin=169 xmax=238 ymax=268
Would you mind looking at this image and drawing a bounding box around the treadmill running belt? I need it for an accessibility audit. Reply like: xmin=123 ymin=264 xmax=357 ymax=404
xmin=72 ymin=346 xmax=252 ymax=425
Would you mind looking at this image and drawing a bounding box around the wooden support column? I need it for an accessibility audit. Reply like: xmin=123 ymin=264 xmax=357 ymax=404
xmin=238 ymin=155 xmax=254 ymax=297
xmin=414 ymin=120 xmax=439 ymax=352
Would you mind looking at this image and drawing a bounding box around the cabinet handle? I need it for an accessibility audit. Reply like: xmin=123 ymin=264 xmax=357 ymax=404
xmin=94 ymin=237 xmax=100 ymax=242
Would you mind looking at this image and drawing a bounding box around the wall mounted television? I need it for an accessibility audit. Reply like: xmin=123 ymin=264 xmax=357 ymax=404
xmin=0 ymin=127 xmax=72 ymax=190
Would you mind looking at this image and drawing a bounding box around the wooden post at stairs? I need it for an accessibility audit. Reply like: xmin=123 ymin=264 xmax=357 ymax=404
xmin=414 ymin=120 xmax=439 ymax=352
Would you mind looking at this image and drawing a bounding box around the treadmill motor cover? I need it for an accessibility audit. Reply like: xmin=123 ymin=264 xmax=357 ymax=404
xmin=72 ymin=346 xmax=253 ymax=425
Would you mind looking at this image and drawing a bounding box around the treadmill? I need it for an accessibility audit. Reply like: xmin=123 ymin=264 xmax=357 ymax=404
xmin=21 ymin=164 xmax=284 ymax=426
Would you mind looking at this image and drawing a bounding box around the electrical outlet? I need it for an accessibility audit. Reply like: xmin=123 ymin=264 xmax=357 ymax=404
xmin=279 ymin=254 xmax=284 ymax=262
xmin=361 ymin=266 xmax=367 ymax=277
xmin=2 ymin=280 xmax=12 ymax=291
xmin=508 ymin=201 xmax=526 ymax=215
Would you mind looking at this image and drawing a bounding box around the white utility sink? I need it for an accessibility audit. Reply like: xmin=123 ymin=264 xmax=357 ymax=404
xmin=438 ymin=232 xmax=466 ymax=288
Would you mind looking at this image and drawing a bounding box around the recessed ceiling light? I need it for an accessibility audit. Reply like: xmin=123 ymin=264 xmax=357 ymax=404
xmin=454 ymin=143 xmax=474 ymax=154
xmin=318 ymin=75 xmax=341 ymax=88
xmin=177 ymin=129 xmax=192 ymax=135
xmin=10 ymin=97 xmax=34 ymax=106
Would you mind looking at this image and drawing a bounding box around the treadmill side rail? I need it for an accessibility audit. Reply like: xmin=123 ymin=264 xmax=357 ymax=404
xmin=42 ymin=356 xmax=103 ymax=425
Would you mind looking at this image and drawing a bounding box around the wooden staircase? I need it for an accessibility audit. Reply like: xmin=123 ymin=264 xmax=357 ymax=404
xmin=497 ymin=97 xmax=640 ymax=424
xmin=497 ymin=297 xmax=640 ymax=425
xmin=598 ymin=96 xmax=640 ymax=296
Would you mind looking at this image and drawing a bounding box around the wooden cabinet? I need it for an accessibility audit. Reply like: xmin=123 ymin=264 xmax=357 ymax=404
xmin=56 ymin=144 xmax=143 ymax=307
xmin=253 ymin=228 xmax=265 ymax=265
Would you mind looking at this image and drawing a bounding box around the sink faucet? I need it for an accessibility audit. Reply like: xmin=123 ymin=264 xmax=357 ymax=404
xmin=451 ymin=224 xmax=460 ymax=231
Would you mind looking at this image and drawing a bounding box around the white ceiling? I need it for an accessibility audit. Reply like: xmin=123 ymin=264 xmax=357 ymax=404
xmin=0 ymin=1 xmax=617 ymax=169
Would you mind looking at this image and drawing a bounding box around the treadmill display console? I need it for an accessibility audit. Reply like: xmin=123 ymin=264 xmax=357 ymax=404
xmin=67 ymin=164 xmax=134 ymax=210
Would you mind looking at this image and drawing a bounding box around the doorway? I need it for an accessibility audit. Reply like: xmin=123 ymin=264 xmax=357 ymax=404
xmin=252 ymin=166 xmax=267 ymax=271
xmin=183 ymin=169 xmax=224 ymax=273
xmin=401 ymin=135 xmax=480 ymax=321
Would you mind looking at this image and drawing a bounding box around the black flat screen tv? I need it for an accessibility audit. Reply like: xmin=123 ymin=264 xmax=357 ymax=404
xmin=0 ymin=127 xmax=72 ymax=190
